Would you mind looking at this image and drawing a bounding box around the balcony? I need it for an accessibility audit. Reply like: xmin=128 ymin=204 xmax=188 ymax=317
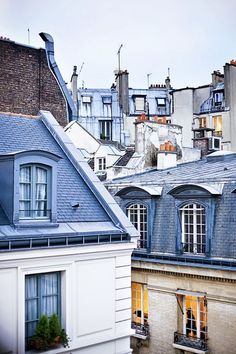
xmin=173 ymin=332 xmax=208 ymax=354
xmin=131 ymin=322 xmax=150 ymax=340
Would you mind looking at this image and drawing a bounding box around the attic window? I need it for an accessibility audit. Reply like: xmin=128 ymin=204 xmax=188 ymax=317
xmin=134 ymin=96 xmax=145 ymax=112
xmin=82 ymin=96 xmax=92 ymax=103
xmin=102 ymin=96 xmax=112 ymax=104
xmin=156 ymin=98 xmax=166 ymax=106
xmin=19 ymin=164 xmax=51 ymax=220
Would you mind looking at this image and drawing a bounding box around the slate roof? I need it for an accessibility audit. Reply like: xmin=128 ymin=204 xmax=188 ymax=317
xmin=114 ymin=149 xmax=135 ymax=167
xmin=109 ymin=152 xmax=236 ymax=186
xmin=0 ymin=112 xmax=139 ymax=241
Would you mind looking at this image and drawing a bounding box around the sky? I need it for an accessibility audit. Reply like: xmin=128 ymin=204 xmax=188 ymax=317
xmin=1 ymin=0 xmax=236 ymax=90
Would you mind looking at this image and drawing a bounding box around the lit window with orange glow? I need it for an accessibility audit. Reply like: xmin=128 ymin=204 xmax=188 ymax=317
xmin=131 ymin=282 xmax=148 ymax=326
xmin=213 ymin=115 xmax=222 ymax=136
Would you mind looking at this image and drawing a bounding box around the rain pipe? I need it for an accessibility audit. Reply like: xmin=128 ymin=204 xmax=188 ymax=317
xmin=39 ymin=32 xmax=77 ymax=122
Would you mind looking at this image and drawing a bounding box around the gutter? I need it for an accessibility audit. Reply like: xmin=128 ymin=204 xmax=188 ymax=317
xmin=39 ymin=32 xmax=77 ymax=122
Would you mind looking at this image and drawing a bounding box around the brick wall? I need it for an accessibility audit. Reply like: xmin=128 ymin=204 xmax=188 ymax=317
xmin=0 ymin=39 xmax=68 ymax=126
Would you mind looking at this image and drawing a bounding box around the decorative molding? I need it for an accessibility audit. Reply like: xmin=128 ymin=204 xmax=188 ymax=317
xmin=132 ymin=266 xmax=236 ymax=283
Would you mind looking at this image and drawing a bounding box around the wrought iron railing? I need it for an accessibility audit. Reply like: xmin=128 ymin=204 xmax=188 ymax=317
xmin=182 ymin=242 xmax=206 ymax=255
xmin=132 ymin=322 xmax=150 ymax=338
xmin=137 ymin=238 xmax=147 ymax=249
xmin=174 ymin=331 xmax=208 ymax=351
xmin=19 ymin=209 xmax=51 ymax=219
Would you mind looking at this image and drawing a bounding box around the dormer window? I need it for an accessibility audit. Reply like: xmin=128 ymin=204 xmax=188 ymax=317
xmin=134 ymin=96 xmax=145 ymax=112
xmin=180 ymin=203 xmax=206 ymax=255
xmin=19 ymin=164 xmax=51 ymax=220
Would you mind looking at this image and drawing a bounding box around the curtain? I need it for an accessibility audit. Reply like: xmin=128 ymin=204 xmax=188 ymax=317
xmin=25 ymin=273 xmax=59 ymax=340
xmin=41 ymin=273 xmax=58 ymax=316
xmin=19 ymin=166 xmax=31 ymax=217
xmin=35 ymin=167 xmax=47 ymax=217
xmin=25 ymin=276 xmax=38 ymax=339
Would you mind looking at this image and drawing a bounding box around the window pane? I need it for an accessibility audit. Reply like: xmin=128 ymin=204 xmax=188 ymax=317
xmin=127 ymin=204 xmax=147 ymax=248
xmin=181 ymin=203 xmax=206 ymax=255
xmin=25 ymin=272 xmax=60 ymax=345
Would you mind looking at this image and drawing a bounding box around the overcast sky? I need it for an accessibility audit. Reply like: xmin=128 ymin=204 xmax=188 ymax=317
xmin=1 ymin=0 xmax=236 ymax=89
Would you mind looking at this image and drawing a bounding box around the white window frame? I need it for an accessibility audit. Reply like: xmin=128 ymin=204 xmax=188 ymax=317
xmin=180 ymin=203 xmax=206 ymax=255
xmin=127 ymin=203 xmax=147 ymax=248
xmin=156 ymin=97 xmax=166 ymax=106
xmin=134 ymin=97 xmax=145 ymax=112
xmin=13 ymin=151 xmax=60 ymax=224
xmin=19 ymin=164 xmax=51 ymax=220
xmin=98 ymin=157 xmax=106 ymax=171
xmin=103 ymin=103 xmax=112 ymax=117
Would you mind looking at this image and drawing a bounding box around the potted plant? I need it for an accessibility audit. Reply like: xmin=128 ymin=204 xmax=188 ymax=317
xmin=29 ymin=314 xmax=70 ymax=351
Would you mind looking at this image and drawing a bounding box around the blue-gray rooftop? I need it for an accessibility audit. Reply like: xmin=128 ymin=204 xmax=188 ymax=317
xmin=0 ymin=112 xmax=139 ymax=246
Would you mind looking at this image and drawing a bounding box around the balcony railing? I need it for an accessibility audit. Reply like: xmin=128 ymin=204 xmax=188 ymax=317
xmin=137 ymin=238 xmax=147 ymax=249
xmin=132 ymin=322 xmax=150 ymax=339
xmin=174 ymin=332 xmax=208 ymax=351
xmin=19 ymin=209 xmax=51 ymax=219
xmin=182 ymin=242 xmax=206 ymax=255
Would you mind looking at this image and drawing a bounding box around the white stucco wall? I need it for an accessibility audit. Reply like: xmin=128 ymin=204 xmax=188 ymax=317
xmin=0 ymin=243 xmax=134 ymax=354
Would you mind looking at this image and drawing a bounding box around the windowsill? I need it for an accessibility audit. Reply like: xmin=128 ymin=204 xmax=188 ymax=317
xmin=173 ymin=343 xmax=208 ymax=354
xmin=26 ymin=346 xmax=65 ymax=354
xmin=132 ymin=333 xmax=149 ymax=340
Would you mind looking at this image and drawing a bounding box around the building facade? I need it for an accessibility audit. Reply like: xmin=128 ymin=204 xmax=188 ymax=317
xmin=106 ymin=151 xmax=236 ymax=354
xmin=71 ymin=69 xmax=171 ymax=146
xmin=172 ymin=62 xmax=236 ymax=155
xmin=0 ymin=33 xmax=77 ymax=127
xmin=0 ymin=111 xmax=138 ymax=354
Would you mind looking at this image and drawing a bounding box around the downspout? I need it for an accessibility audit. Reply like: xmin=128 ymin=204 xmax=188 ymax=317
xmin=39 ymin=32 xmax=77 ymax=122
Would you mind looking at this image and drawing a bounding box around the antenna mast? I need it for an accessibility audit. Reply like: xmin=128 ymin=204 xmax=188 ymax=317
xmin=117 ymin=44 xmax=123 ymax=72
xmin=27 ymin=28 xmax=30 ymax=45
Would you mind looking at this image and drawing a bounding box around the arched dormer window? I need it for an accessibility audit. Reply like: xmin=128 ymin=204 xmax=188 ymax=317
xmin=19 ymin=164 xmax=51 ymax=219
xmin=127 ymin=203 xmax=147 ymax=248
xmin=180 ymin=203 xmax=206 ymax=255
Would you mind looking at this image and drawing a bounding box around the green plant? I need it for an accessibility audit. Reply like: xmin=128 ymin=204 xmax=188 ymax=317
xmin=49 ymin=313 xmax=61 ymax=339
xmin=34 ymin=315 xmax=50 ymax=350
xmin=29 ymin=314 xmax=70 ymax=351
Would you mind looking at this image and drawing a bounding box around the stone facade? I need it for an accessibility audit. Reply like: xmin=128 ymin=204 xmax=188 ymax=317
xmin=0 ymin=38 xmax=68 ymax=126
xmin=106 ymin=152 xmax=236 ymax=354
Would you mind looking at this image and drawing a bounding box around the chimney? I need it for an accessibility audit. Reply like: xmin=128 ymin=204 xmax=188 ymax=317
xmin=115 ymin=70 xmax=129 ymax=115
xmin=157 ymin=142 xmax=177 ymax=169
xmin=211 ymin=70 xmax=224 ymax=86
xmin=165 ymin=76 xmax=171 ymax=89
xmin=71 ymin=66 xmax=78 ymax=109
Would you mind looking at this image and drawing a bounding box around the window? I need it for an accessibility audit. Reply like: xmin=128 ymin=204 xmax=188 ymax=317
xmin=213 ymin=92 xmax=223 ymax=106
xmin=213 ymin=115 xmax=222 ymax=136
xmin=180 ymin=203 xmax=206 ymax=255
xmin=102 ymin=96 xmax=112 ymax=117
xmin=99 ymin=120 xmax=112 ymax=140
xmin=82 ymin=96 xmax=92 ymax=117
xmin=19 ymin=164 xmax=51 ymax=220
xmin=156 ymin=97 xmax=166 ymax=106
xmin=174 ymin=293 xmax=208 ymax=351
xmin=180 ymin=294 xmax=207 ymax=340
xmin=132 ymin=283 xmax=149 ymax=336
xmin=127 ymin=203 xmax=147 ymax=248
xmin=199 ymin=117 xmax=207 ymax=128
xmin=134 ymin=96 xmax=145 ymax=112
xmin=25 ymin=272 xmax=61 ymax=346
xmin=98 ymin=157 xmax=106 ymax=170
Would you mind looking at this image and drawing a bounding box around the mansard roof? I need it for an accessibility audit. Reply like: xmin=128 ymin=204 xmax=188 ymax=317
xmin=109 ymin=152 xmax=236 ymax=186
xmin=0 ymin=112 xmax=138 ymax=240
